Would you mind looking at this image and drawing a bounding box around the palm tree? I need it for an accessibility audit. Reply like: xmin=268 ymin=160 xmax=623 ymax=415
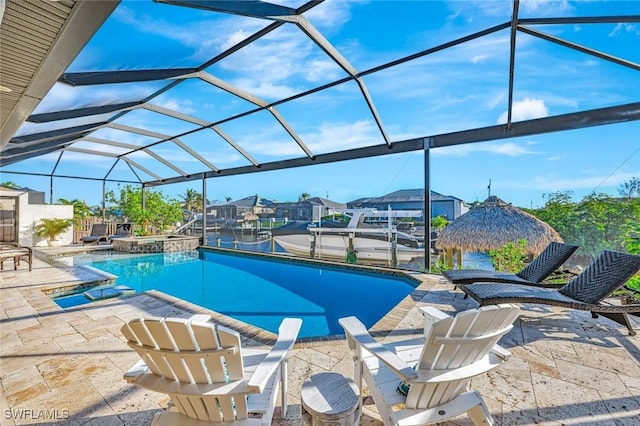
xmin=0 ymin=181 xmax=21 ymax=188
xmin=298 ymin=192 xmax=310 ymax=201
xmin=58 ymin=198 xmax=91 ymax=227
xmin=179 ymin=189 xmax=203 ymax=213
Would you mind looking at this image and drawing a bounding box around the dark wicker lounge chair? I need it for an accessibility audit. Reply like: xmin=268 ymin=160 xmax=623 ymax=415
xmin=80 ymin=223 xmax=108 ymax=245
xmin=108 ymin=223 xmax=132 ymax=241
xmin=443 ymin=241 xmax=579 ymax=287
xmin=459 ymin=250 xmax=640 ymax=335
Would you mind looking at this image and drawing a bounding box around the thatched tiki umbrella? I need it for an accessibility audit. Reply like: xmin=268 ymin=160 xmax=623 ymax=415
xmin=436 ymin=195 xmax=563 ymax=268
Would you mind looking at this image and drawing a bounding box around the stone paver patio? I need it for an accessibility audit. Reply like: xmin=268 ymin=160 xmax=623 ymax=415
xmin=1 ymin=247 xmax=639 ymax=425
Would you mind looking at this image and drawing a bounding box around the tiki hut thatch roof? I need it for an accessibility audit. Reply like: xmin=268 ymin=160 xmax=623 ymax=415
xmin=436 ymin=195 xmax=562 ymax=255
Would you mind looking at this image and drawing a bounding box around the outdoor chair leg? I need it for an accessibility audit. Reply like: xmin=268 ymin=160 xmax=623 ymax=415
xmin=594 ymin=312 xmax=636 ymax=336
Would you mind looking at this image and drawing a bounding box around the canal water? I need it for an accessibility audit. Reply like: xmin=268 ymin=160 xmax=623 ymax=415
xmin=202 ymin=230 xmax=494 ymax=271
xmin=205 ymin=230 xmax=286 ymax=254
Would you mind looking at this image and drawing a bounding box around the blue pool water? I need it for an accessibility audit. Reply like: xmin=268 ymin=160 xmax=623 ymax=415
xmin=54 ymin=250 xmax=417 ymax=338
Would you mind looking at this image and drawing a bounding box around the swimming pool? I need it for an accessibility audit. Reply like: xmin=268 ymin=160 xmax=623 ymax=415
xmin=52 ymin=249 xmax=418 ymax=338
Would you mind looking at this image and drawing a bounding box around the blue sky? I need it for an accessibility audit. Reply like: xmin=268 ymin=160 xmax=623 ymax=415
xmin=2 ymin=0 xmax=639 ymax=209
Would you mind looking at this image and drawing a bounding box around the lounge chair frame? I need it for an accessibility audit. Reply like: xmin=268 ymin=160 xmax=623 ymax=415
xmin=80 ymin=223 xmax=109 ymax=245
xmin=443 ymin=241 xmax=579 ymax=287
xmin=0 ymin=242 xmax=32 ymax=271
xmin=459 ymin=250 xmax=640 ymax=336
xmin=108 ymin=223 xmax=132 ymax=241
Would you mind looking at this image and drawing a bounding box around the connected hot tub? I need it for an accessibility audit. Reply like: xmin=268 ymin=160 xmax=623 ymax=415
xmin=111 ymin=235 xmax=200 ymax=253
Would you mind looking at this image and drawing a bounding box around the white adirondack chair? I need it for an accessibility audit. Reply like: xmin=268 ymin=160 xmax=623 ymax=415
xmin=121 ymin=314 xmax=302 ymax=426
xmin=339 ymin=304 xmax=520 ymax=426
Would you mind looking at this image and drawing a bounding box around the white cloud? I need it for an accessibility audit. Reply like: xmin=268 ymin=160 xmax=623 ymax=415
xmin=306 ymin=120 xmax=380 ymax=152
xmin=239 ymin=119 xmax=380 ymax=157
xmin=445 ymin=0 xmax=572 ymax=19
xmin=497 ymin=98 xmax=549 ymax=124
xmin=434 ymin=141 xmax=536 ymax=157
xmin=471 ymin=54 xmax=488 ymax=64
xmin=609 ymin=23 xmax=639 ymax=37
xmin=155 ymin=97 xmax=196 ymax=115
xmin=231 ymin=78 xmax=300 ymax=100
xmin=528 ymin=171 xmax=639 ymax=192
xmin=521 ymin=0 xmax=571 ymax=14
xmin=34 ymin=82 xmax=161 ymax=117
xmin=304 ymin=0 xmax=356 ymax=32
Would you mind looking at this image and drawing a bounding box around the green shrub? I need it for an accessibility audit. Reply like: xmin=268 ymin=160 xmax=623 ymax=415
xmin=489 ymin=239 xmax=528 ymax=273
xmin=34 ymin=218 xmax=73 ymax=241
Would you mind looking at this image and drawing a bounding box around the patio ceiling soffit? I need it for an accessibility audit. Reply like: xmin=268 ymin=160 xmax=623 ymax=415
xmin=0 ymin=0 xmax=119 ymax=148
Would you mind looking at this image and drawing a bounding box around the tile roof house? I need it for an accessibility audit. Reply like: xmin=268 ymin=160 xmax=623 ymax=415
xmin=347 ymin=189 xmax=468 ymax=220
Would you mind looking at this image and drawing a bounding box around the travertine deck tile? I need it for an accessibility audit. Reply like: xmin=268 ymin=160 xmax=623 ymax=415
xmin=1 ymin=248 xmax=639 ymax=425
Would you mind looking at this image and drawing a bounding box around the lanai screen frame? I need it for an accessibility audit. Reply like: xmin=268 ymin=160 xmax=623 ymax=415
xmin=1 ymin=0 xmax=639 ymax=263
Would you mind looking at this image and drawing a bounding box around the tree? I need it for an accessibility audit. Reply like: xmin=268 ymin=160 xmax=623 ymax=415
xmin=106 ymin=185 xmax=182 ymax=235
xmin=489 ymin=239 xmax=528 ymax=273
xmin=0 ymin=181 xmax=21 ymax=188
xmin=527 ymin=191 xmax=639 ymax=259
xmin=298 ymin=192 xmax=310 ymax=201
xmin=179 ymin=189 xmax=204 ymax=213
xmin=618 ymin=177 xmax=640 ymax=200
xmin=58 ymin=198 xmax=91 ymax=226
xmin=431 ymin=215 xmax=449 ymax=231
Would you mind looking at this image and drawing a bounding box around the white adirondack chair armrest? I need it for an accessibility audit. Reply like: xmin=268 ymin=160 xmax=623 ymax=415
xmin=419 ymin=306 xmax=450 ymax=322
xmin=412 ymin=351 xmax=506 ymax=384
xmin=188 ymin=314 xmax=211 ymax=323
xmin=246 ymin=318 xmax=302 ymax=392
xmin=124 ymin=359 xmax=148 ymax=382
xmin=419 ymin=306 xmax=451 ymax=336
xmin=339 ymin=316 xmax=419 ymax=383
xmin=491 ymin=344 xmax=512 ymax=360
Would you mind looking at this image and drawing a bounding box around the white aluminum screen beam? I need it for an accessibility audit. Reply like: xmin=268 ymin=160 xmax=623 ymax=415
xmin=288 ymin=14 xmax=391 ymax=146
xmin=122 ymin=158 xmax=163 ymax=181
xmin=197 ymin=71 xmax=314 ymax=158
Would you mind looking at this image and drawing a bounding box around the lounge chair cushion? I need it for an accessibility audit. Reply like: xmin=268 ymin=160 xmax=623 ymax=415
xmin=463 ymin=283 xmax=582 ymax=306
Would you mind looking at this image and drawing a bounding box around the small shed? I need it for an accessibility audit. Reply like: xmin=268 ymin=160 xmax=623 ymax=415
xmin=436 ymin=195 xmax=562 ymax=268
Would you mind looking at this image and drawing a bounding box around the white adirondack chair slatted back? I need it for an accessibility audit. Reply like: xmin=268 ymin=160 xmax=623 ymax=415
xmin=121 ymin=317 xmax=250 ymax=422
xmin=409 ymin=304 xmax=519 ymax=409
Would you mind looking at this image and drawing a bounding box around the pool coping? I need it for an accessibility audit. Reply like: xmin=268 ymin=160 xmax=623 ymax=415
xmin=35 ymin=245 xmax=437 ymax=346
